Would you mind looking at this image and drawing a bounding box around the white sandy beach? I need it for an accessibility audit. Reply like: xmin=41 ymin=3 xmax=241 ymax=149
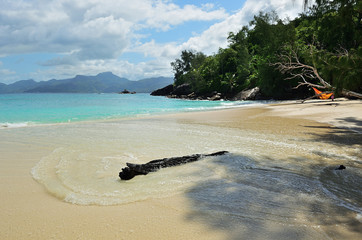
xmin=0 ymin=99 xmax=361 ymax=240
xmin=267 ymin=99 xmax=362 ymax=133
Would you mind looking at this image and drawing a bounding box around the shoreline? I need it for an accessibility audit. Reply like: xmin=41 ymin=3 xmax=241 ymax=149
xmin=153 ymin=98 xmax=362 ymax=134
xmin=3 ymin=98 xmax=359 ymax=131
xmin=0 ymin=98 xmax=276 ymax=130
xmin=0 ymin=99 xmax=361 ymax=239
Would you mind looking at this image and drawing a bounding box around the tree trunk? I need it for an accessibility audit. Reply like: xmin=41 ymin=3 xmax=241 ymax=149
xmin=272 ymin=48 xmax=362 ymax=100
xmin=341 ymin=89 xmax=362 ymax=99
xmin=119 ymin=151 xmax=229 ymax=180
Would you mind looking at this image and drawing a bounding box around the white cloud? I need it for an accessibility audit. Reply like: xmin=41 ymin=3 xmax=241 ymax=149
xmin=122 ymin=0 xmax=304 ymax=81
xmin=0 ymin=68 xmax=16 ymax=76
xmin=0 ymin=0 xmax=305 ymax=82
xmin=28 ymin=58 xmax=173 ymax=81
xmin=183 ymin=0 xmax=303 ymax=53
xmin=0 ymin=0 xmax=227 ymax=58
xmin=144 ymin=2 xmax=227 ymax=31
xmin=132 ymin=0 xmax=304 ymax=59
xmin=0 ymin=61 xmax=16 ymax=83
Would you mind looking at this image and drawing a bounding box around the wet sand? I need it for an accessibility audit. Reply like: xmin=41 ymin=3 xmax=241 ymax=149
xmin=0 ymin=99 xmax=361 ymax=239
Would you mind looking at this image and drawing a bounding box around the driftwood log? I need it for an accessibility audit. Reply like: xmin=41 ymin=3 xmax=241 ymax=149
xmin=119 ymin=151 xmax=228 ymax=180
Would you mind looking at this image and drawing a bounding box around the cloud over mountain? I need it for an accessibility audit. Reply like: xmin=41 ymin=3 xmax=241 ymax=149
xmin=0 ymin=0 xmax=303 ymax=84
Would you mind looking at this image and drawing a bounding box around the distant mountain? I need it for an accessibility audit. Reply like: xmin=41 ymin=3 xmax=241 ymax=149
xmin=0 ymin=72 xmax=173 ymax=93
xmin=3 ymin=79 xmax=38 ymax=93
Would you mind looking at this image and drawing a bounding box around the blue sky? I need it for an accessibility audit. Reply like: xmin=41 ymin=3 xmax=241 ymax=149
xmin=0 ymin=0 xmax=304 ymax=84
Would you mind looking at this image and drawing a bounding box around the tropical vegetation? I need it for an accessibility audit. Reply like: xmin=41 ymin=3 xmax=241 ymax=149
xmin=171 ymin=0 xmax=361 ymax=99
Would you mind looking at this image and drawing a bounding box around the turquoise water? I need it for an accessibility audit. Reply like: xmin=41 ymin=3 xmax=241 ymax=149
xmin=0 ymin=93 xmax=260 ymax=127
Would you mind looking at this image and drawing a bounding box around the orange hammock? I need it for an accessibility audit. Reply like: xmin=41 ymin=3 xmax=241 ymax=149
xmin=312 ymin=87 xmax=334 ymax=100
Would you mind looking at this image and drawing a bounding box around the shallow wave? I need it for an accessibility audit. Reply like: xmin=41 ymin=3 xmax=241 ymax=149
xmin=183 ymin=102 xmax=267 ymax=112
xmin=31 ymin=147 xmax=220 ymax=205
xmin=319 ymin=165 xmax=362 ymax=213
xmin=0 ymin=122 xmax=33 ymax=129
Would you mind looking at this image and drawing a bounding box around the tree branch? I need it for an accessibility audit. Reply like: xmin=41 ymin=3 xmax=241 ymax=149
xmin=271 ymin=47 xmax=332 ymax=89
xmin=271 ymin=44 xmax=362 ymax=99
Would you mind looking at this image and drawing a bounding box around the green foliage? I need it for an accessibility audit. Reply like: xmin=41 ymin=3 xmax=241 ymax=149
xmin=171 ymin=50 xmax=206 ymax=86
xmin=317 ymin=46 xmax=362 ymax=95
xmin=170 ymin=0 xmax=361 ymax=99
xmin=310 ymin=0 xmax=361 ymax=50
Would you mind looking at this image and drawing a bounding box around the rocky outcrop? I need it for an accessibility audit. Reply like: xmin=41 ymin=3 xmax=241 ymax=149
xmin=150 ymin=84 xmax=264 ymax=101
xmin=151 ymin=83 xmax=221 ymax=100
xmin=151 ymin=83 xmax=194 ymax=98
xmin=232 ymin=87 xmax=260 ymax=100
xmin=150 ymin=84 xmax=174 ymax=96
xmin=119 ymin=151 xmax=228 ymax=180
xmin=171 ymin=83 xmax=192 ymax=96
xmin=207 ymin=92 xmax=223 ymax=101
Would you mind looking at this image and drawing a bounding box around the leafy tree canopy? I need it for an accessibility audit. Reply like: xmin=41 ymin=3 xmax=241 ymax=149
xmin=171 ymin=0 xmax=361 ymax=99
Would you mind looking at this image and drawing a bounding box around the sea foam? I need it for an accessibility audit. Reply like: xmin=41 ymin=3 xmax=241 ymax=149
xmin=0 ymin=122 xmax=32 ymax=129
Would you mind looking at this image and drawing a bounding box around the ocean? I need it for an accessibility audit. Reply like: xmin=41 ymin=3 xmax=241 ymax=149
xmin=0 ymin=93 xmax=260 ymax=128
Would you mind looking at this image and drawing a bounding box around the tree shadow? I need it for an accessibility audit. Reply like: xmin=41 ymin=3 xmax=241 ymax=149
xmin=183 ymin=153 xmax=362 ymax=240
xmin=303 ymin=119 xmax=362 ymax=146
xmin=336 ymin=117 xmax=362 ymax=133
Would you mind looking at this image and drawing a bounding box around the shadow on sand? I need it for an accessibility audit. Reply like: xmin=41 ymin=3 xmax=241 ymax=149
xmin=180 ymin=107 xmax=362 ymax=239
xmin=304 ymin=125 xmax=362 ymax=146
xmin=183 ymin=151 xmax=361 ymax=240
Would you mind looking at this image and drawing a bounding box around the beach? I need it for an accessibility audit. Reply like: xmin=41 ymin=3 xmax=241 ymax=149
xmin=0 ymin=99 xmax=361 ymax=240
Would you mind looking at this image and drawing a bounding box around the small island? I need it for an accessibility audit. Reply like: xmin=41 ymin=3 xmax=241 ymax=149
xmin=119 ymin=89 xmax=136 ymax=94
